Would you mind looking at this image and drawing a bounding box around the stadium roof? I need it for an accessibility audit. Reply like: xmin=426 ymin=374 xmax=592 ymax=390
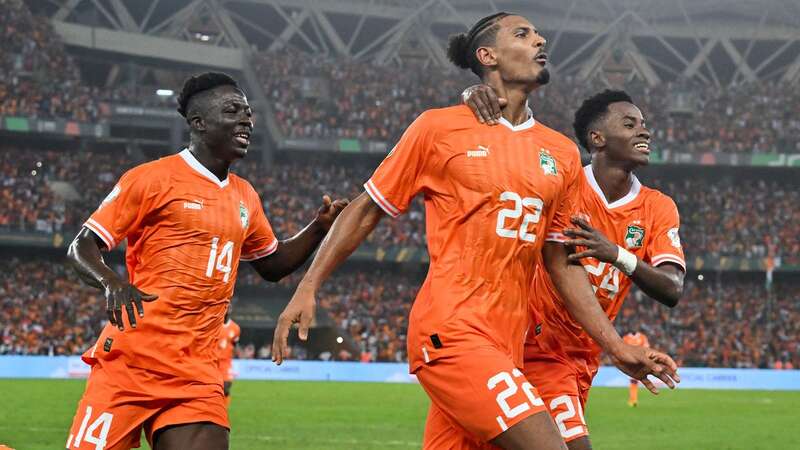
xmin=35 ymin=0 xmax=800 ymax=86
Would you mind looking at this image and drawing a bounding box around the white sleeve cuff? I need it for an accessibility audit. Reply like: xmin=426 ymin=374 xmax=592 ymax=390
xmin=84 ymin=219 xmax=116 ymax=250
xmin=364 ymin=179 xmax=401 ymax=218
xmin=240 ymin=239 xmax=279 ymax=261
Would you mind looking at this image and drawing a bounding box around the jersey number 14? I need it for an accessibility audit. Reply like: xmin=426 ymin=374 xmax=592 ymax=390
xmin=206 ymin=237 xmax=234 ymax=282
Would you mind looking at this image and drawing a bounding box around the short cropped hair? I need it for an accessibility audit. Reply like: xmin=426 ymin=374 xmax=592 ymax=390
xmin=177 ymin=72 xmax=240 ymax=118
xmin=446 ymin=12 xmax=511 ymax=77
xmin=573 ymin=89 xmax=634 ymax=152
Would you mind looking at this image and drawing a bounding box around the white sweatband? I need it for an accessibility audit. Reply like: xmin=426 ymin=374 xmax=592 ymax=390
xmin=614 ymin=246 xmax=638 ymax=276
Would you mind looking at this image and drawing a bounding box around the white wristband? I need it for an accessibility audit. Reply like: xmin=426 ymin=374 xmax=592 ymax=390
xmin=613 ymin=246 xmax=638 ymax=276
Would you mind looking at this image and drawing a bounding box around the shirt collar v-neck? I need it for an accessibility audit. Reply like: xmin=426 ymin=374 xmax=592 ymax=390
xmin=583 ymin=164 xmax=641 ymax=209
xmin=497 ymin=102 xmax=535 ymax=132
xmin=179 ymin=148 xmax=229 ymax=188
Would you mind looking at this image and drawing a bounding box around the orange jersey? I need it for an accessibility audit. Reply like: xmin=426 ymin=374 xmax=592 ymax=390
xmin=218 ymin=319 xmax=241 ymax=380
xmin=364 ymin=105 xmax=582 ymax=373
xmin=526 ymin=164 xmax=684 ymax=369
xmin=623 ymin=332 xmax=649 ymax=348
xmin=82 ymin=149 xmax=277 ymax=384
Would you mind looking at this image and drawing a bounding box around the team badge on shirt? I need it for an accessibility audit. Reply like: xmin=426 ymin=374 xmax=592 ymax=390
xmin=539 ymin=149 xmax=557 ymax=175
xmin=625 ymin=224 xmax=645 ymax=249
xmin=668 ymin=227 xmax=681 ymax=248
xmin=239 ymin=201 xmax=249 ymax=229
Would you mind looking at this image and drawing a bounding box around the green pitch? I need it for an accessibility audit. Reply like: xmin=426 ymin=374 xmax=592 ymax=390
xmin=1 ymin=379 xmax=798 ymax=449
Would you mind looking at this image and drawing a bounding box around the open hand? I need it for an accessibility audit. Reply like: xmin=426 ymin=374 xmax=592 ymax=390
xmin=610 ymin=343 xmax=680 ymax=394
xmin=565 ymin=216 xmax=619 ymax=264
xmin=102 ymin=277 xmax=158 ymax=331
xmin=272 ymin=285 xmax=316 ymax=365
xmin=462 ymin=84 xmax=507 ymax=125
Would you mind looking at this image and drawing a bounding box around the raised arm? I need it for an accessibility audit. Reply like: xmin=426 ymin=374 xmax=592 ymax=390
xmin=248 ymin=195 xmax=348 ymax=282
xmin=543 ymin=241 xmax=679 ymax=394
xmin=271 ymin=192 xmax=386 ymax=364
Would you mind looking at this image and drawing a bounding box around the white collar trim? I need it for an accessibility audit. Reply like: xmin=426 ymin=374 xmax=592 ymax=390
xmin=583 ymin=164 xmax=641 ymax=209
xmin=497 ymin=103 xmax=535 ymax=132
xmin=179 ymin=149 xmax=229 ymax=188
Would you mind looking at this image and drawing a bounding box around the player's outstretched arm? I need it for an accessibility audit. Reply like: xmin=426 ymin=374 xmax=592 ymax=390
xmin=564 ymin=217 xmax=685 ymax=307
xmin=543 ymin=241 xmax=680 ymax=394
xmin=271 ymin=192 xmax=385 ymax=364
xmin=67 ymin=228 xmax=157 ymax=331
xmin=249 ymin=195 xmax=348 ymax=282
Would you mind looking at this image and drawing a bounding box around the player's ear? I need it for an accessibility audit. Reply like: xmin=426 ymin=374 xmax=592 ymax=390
xmin=189 ymin=114 xmax=206 ymax=132
xmin=589 ymin=130 xmax=605 ymax=149
xmin=475 ymin=46 xmax=497 ymax=69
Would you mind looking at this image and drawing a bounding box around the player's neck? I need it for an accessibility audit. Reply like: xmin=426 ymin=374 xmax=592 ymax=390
xmin=591 ymin=158 xmax=634 ymax=204
xmin=188 ymin=143 xmax=231 ymax=181
xmin=485 ymin=80 xmax=531 ymax=126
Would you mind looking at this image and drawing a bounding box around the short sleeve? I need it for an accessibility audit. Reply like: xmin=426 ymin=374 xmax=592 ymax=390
xmin=240 ymin=191 xmax=278 ymax=261
xmin=84 ymin=167 xmax=160 ymax=251
xmin=645 ymin=196 xmax=686 ymax=271
xmin=546 ymin=147 xmax=582 ymax=243
xmin=364 ymin=111 xmax=434 ymax=218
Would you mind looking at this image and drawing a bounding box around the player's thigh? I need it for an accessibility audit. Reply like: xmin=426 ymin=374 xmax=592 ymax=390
xmin=489 ymin=409 xmax=567 ymax=450
xmin=523 ymin=359 xmax=589 ymax=443
xmin=416 ymin=347 xmax=550 ymax=445
xmin=152 ymin=422 xmax=229 ymax=450
xmin=66 ymin=365 xmax=163 ymax=450
xmin=565 ymin=436 xmax=592 ymax=450
xmin=423 ymin=402 xmax=500 ymax=450
xmin=146 ymin=390 xmax=229 ymax=446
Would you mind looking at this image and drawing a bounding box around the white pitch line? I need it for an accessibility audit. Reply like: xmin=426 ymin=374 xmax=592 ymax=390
xmin=239 ymin=434 xmax=421 ymax=447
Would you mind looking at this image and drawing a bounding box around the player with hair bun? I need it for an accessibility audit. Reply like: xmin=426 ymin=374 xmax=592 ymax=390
xmin=274 ymin=12 xmax=678 ymax=450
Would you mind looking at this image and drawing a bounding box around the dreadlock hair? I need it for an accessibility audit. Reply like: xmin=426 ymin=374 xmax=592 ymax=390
xmin=177 ymin=72 xmax=240 ymax=119
xmin=446 ymin=12 xmax=511 ymax=77
xmin=573 ymin=89 xmax=634 ymax=152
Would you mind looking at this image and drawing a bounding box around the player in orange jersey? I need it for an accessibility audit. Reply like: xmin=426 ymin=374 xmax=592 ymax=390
xmin=273 ymin=13 xmax=678 ymax=450
xmin=463 ymin=88 xmax=686 ymax=449
xmin=218 ymin=306 xmax=241 ymax=408
xmin=64 ymin=72 xmax=347 ymax=450
xmin=623 ymin=331 xmax=650 ymax=407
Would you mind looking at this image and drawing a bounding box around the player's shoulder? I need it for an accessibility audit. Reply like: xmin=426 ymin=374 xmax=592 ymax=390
xmin=532 ymin=121 xmax=581 ymax=160
xmin=414 ymin=104 xmax=480 ymax=131
xmin=229 ymin=172 xmax=260 ymax=197
xmin=639 ymin=184 xmax=679 ymax=213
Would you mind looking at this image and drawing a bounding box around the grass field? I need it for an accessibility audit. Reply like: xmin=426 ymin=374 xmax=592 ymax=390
xmin=1 ymin=379 xmax=798 ymax=449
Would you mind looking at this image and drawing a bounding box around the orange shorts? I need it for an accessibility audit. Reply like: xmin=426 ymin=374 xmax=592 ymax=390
xmin=65 ymin=361 xmax=228 ymax=450
xmin=416 ymin=346 xmax=549 ymax=449
xmin=522 ymin=355 xmax=592 ymax=442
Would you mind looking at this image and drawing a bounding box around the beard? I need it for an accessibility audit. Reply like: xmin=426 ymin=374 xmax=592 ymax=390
xmin=535 ymin=67 xmax=550 ymax=85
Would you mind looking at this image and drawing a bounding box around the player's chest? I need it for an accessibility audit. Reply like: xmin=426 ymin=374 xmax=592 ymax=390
xmin=158 ymin=186 xmax=250 ymax=242
xmin=437 ymin=134 xmax=567 ymax=201
xmin=583 ymin=201 xmax=652 ymax=258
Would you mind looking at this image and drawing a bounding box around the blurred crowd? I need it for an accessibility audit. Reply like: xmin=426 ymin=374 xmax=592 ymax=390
xmin=2 ymin=254 xmax=797 ymax=370
xmin=0 ymin=257 xmax=106 ymax=356
xmin=3 ymin=0 xmax=800 ymax=154
xmin=2 ymin=147 xmax=797 ymax=264
xmin=614 ymin=279 xmax=799 ymax=369
xmin=256 ymin=50 xmax=800 ymax=154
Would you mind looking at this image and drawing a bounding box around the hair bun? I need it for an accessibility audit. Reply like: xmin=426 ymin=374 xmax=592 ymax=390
xmin=446 ymin=33 xmax=472 ymax=69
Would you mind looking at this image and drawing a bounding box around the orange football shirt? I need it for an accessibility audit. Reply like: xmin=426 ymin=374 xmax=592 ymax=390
xmin=364 ymin=105 xmax=582 ymax=373
xmin=218 ymin=319 xmax=241 ymax=381
xmin=82 ymin=149 xmax=277 ymax=384
xmin=623 ymin=332 xmax=649 ymax=348
xmin=525 ymin=164 xmax=685 ymax=370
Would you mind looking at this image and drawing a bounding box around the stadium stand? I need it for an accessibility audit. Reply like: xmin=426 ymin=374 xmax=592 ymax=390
xmin=1 ymin=0 xmax=798 ymax=375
